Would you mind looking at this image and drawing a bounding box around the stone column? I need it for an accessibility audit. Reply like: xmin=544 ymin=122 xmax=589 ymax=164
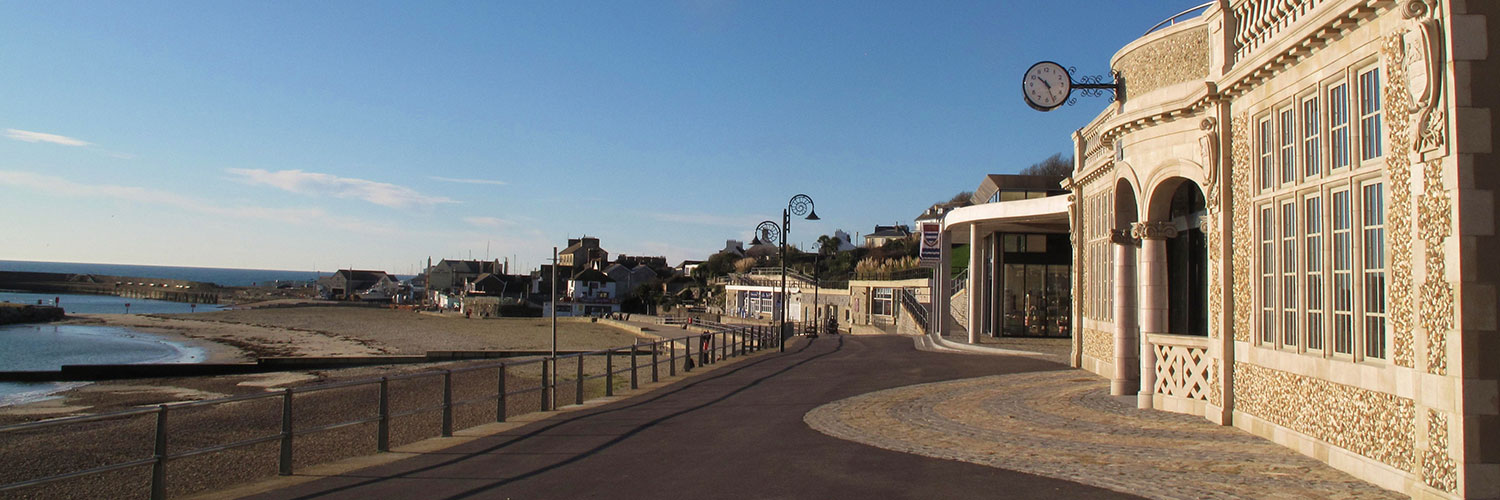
xmin=934 ymin=229 xmax=952 ymax=336
xmin=1112 ymin=232 xmax=1138 ymax=396
xmin=1133 ymin=221 xmax=1176 ymax=409
xmin=968 ymin=227 xmax=982 ymax=344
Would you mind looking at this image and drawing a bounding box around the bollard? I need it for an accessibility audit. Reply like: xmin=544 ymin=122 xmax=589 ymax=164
xmin=442 ymin=370 xmax=453 ymax=437
xmin=497 ymin=365 xmax=507 ymax=422
xmin=280 ymin=388 xmax=293 ymax=475
xmin=378 ymin=377 xmax=390 ymax=451
xmin=151 ymin=405 xmax=168 ymax=500
xmin=630 ymin=342 xmax=639 ymax=389
xmin=606 ymin=350 xmax=614 ymax=397
xmin=546 ymin=355 xmax=558 ymax=411
xmin=575 ymin=355 xmax=584 ymax=405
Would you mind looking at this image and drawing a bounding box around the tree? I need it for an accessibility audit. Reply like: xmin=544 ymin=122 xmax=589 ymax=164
xmin=733 ymin=257 xmax=758 ymax=273
xmin=1019 ymin=152 xmax=1074 ymax=176
xmin=948 ymin=191 xmax=975 ymax=205
xmin=817 ymin=234 xmax=842 ymax=255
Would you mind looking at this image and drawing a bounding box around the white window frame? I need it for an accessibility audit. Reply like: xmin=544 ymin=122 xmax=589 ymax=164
xmin=1259 ymin=204 xmax=1277 ymax=345
xmin=1279 ymin=106 xmax=1297 ymax=185
xmin=1301 ymin=94 xmax=1322 ymax=178
xmin=1357 ymin=67 xmax=1383 ymax=163
xmin=1280 ymin=200 xmax=1299 ymax=349
xmin=1328 ymin=82 xmax=1350 ymax=170
xmin=1360 ymin=181 xmax=1387 ymax=360
xmin=1259 ymin=116 xmax=1275 ymax=191
xmin=1304 ymin=193 xmax=1325 ymax=352
xmin=1330 ymin=188 xmax=1354 ymax=356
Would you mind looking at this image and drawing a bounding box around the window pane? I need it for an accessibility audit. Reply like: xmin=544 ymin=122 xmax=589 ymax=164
xmin=1330 ymin=84 xmax=1349 ymax=169
xmin=1303 ymin=97 xmax=1321 ymax=177
xmin=1359 ymin=70 xmax=1383 ymax=161
xmin=1331 ymin=191 xmax=1353 ymax=354
xmin=1280 ymin=108 xmax=1296 ymax=184
xmin=1305 ymin=196 xmax=1324 ymax=351
xmin=1260 ymin=206 xmax=1276 ymax=344
xmin=1362 ymin=183 xmax=1386 ymax=359
xmin=1281 ymin=202 xmax=1298 ymax=347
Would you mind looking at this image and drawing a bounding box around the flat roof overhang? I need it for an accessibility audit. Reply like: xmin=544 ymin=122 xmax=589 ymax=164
xmin=942 ymin=195 xmax=1070 ymax=241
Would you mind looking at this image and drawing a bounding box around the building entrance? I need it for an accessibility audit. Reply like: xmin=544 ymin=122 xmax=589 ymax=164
xmin=995 ymin=233 xmax=1071 ymax=337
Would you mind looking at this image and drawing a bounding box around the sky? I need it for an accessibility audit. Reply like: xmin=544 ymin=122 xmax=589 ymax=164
xmin=0 ymin=1 xmax=1205 ymax=274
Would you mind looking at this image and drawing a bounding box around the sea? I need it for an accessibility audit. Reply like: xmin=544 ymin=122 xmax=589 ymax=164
xmin=0 ymin=259 xmax=324 ymax=287
xmin=0 ymin=259 xmax=322 ymax=409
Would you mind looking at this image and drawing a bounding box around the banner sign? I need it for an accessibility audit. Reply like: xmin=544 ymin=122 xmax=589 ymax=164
xmin=919 ymin=222 xmax=941 ymax=265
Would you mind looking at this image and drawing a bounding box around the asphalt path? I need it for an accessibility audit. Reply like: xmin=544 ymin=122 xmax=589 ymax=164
xmin=244 ymin=335 xmax=1139 ymax=500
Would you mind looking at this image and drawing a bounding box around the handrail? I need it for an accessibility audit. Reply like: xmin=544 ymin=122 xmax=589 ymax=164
xmin=0 ymin=324 xmax=782 ymax=499
xmin=898 ymin=289 xmax=929 ymax=334
xmin=1144 ymin=1 xmax=1213 ymax=35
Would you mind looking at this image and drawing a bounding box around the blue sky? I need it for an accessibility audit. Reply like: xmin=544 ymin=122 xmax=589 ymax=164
xmin=0 ymin=1 xmax=1203 ymax=274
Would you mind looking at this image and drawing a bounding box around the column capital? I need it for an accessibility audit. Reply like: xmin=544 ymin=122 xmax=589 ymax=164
xmin=1130 ymin=221 xmax=1178 ymax=240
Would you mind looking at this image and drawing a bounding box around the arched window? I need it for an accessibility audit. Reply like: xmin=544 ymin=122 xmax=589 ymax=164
xmin=1166 ymin=182 xmax=1208 ymax=336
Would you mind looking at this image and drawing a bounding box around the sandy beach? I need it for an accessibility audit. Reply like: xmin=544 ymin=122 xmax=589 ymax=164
xmin=1 ymin=305 xmax=662 ymax=421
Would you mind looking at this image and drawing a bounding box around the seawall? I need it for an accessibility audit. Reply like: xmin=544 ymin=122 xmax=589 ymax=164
xmin=0 ymin=270 xmax=225 ymax=304
xmin=0 ymin=303 xmax=65 ymax=325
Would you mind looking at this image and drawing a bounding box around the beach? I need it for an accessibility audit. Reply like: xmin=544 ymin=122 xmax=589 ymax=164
xmin=0 ymin=304 xmax=662 ymax=420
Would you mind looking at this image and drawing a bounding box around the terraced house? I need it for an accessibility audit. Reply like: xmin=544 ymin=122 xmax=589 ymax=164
xmin=1063 ymin=1 xmax=1499 ymax=497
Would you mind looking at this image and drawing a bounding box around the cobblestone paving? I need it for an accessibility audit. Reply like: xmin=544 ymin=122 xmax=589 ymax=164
xmin=805 ymin=371 xmax=1402 ymax=500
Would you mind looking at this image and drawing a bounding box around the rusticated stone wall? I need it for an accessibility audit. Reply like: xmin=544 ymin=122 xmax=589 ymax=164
xmin=1114 ymin=26 xmax=1210 ymax=97
xmin=1234 ymin=362 xmax=1415 ymax=470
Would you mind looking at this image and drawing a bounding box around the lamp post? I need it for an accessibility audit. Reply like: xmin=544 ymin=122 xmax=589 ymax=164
xmin=752 ymin=194 xmax=819 ymax=352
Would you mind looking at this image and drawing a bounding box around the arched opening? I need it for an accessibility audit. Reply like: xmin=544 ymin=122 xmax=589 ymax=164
xmin=1164 ymin=181 xmax=1207 ymax=336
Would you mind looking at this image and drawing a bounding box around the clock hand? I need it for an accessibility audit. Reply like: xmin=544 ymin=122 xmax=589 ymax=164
xmin=1035 ymin=76 xmax=1051 ymax=90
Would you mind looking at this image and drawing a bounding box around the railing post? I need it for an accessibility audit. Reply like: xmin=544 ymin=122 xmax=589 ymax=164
xmin=541 ymin=358 xmax=550 ymax=411
xmin=280 ymin=388 xmax=293 ymax=475
xmin=442 ymin=370 xmax=453 ymax=437
xmin=378 ymin=377 xmax=390 ymax=451
xmin=606 ymin=349 xmax=614 ymax=397
xmin=651 ymin=341 xmax=659 ymax=382
xmin=630 ymin=341 xmax=639 ymax=389
xmin=151 ymin=404 xmax=168 ymax=500
xmin=497 ymin=364 xmax=507 ymax=422
xmin=669 ymin=338 xmax=678 ymax=376
xmin=575 ymin=355 xmax=584 ymax=405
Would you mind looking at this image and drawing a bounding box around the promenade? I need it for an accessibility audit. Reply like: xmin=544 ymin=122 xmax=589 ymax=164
xmin=225 ymin=335 xmax=1393 ymax=500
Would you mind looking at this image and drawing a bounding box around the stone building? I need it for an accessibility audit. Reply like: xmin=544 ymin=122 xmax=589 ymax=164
xmin=1063 ymin=1 xmax=1497 ymax=497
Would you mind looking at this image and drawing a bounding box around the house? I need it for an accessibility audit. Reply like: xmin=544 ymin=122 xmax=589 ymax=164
xmin=603 ymin=262 xmax=659 ymax=298
xmin=557 ymin=237 xmax=609 ymax=270
xmin=427 ymin=259 xmax=504 ymax=295
xmin=971 ymin=174 xmax=1067 ymax=205
xmin=553 ymin=268 xmax=619 ymax=317
xmin=675 ymin=260 xmax=704 ymax=276
xmin=317 ymin=269 xmax=398 ymax=301
xmin=863 ymin=224 xmax=912 ymax=248
xmin=831 ymin=230 xmax=857 ymax=252
xmin=718 ymin=240 xmax=746 ymax=258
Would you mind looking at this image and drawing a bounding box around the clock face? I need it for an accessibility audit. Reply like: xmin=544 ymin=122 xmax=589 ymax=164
xmin=1023 ymin=61 xmax=1071 ymax=111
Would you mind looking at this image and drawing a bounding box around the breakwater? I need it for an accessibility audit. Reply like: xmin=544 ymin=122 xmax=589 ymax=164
xmin=0 ymin=303 xmax=64 ymax=324
xmin=0 ymin=270 xmax=226 ymax=304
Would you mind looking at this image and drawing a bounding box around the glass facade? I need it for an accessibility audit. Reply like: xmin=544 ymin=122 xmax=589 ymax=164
xmin=997 ymin=233 xmax=1071 ymax=337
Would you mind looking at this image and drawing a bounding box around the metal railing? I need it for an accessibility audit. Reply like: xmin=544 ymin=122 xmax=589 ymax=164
xmin=898 ymin=289 xmax=929 ymax=335
xmin=852 ymin=267 xmax=931 ymax=282
xmin=951 ymin=268 xmax=969 ymax=295
xmin=0 ymin=324 xmax=783 ymax=499
xmin=1144 ymin=1 xmax=1214 ymax=35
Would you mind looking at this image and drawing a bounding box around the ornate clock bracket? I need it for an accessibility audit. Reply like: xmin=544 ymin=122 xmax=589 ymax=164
xmin=1069 ymin=68 xmax=1123 ymax=106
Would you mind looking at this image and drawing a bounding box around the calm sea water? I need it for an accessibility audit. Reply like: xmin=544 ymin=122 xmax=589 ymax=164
xmin=0 ymin=323 xmax=207 ymax=407
xmin=0 ymin=291 xmax=226 ymax=314
xmin=0 ymin=260 xmax=322 ymax=287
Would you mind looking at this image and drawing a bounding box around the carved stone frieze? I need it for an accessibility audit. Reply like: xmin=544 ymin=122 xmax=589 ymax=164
xmin=1382 ymin=32 xmax=1417 ymax=368
xmin=1230 ymin=114 xmax=1254 ymax=343
xmin=1082 ymin=327 xmax=1114 ymax=361
xmin=1234 ymin=362 xmax=1416 ymax=471
xmin=1422 ymin=409 xmax=1458 ymax=493
xmin=1402 ymin=0 xmax=1448 ymax=154
xmin=1131 ymin=221 xmax=1178 ymax=240
xmin=1419 ymin=159 xmax=1454 ymax=375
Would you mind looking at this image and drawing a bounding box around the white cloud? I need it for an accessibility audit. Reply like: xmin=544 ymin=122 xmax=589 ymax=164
xmin=463 ymin=216 xmax=515 ymax=228
xmin=226 ymin=168 xmax=458 ymax=209
xmin=648 ymin=212 xmax=763 ymax=228
xmin=430 ymin=176 xmax=508 ymax=186
xmin=5 ymin=129 xmax=91 ymax=147
xmin=0 ymin=170 xmax=398 ymax=235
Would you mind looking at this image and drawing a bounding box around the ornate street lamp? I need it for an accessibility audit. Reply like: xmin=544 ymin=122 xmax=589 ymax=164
xmin=751 ymin=194 xmax=818 ymax=352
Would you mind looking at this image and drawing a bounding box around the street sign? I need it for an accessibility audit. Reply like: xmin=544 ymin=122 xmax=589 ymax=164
xmin=919 ymin=222 xmax=941 ymax=266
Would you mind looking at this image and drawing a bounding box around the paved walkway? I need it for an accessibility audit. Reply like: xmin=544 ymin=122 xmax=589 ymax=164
xmin=236 ymin=335 xmax=1394 ymax=500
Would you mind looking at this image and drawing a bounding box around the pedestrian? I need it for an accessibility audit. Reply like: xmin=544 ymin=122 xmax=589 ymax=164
xmin=699 ymin=331 xmax=712 ymax=365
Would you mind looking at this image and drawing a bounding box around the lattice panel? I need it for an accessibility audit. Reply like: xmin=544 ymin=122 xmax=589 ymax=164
xmin=1153 ymin=343 xmax=1210 ymax=401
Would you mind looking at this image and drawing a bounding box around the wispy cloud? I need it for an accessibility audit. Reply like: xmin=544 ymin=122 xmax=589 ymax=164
xmin=5 ymin=129 xmax=91 ymax=147
xmin=226 ymin=168 xmax=458 ymax=209
xmin=430 ymin=176 xmax=508 ymax=186
xmin=463 ymin=216 xmax=515 ymax=228
xmin=0 ymin=170 xmax=398 ymax=235
xmin=648 ymin=212 xmax=762 ymax=228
